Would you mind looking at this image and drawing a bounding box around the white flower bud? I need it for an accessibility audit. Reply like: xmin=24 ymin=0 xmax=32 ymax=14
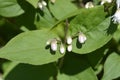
xmin=41 ymin=0 xmax=47 ymax=6
xmin=85 ymin=2 xmax=94 ymax=9
xmin=117 ymin=0 xmax=120 ymax=9
xmin=111 ymin=9 xmax=120 ymax=24
xmin=101 ymin=0 xmax=112 ymax=5
xmin=60 ymin=44 xmax=65 ymax=54
xmin=37 ymin=0 xmax=47 ymax=10
xmin=38 ymin=2 xmax=43 ymax=10
xmin=78 ymin=33 xmax=87 ymax=44
xmin=51 ymin=39 xmax=57 ymax=51
xmin=67 ymin=36 xmax=72 ymax=45
xmin=67 ymin=44 xmax=72 ymax=52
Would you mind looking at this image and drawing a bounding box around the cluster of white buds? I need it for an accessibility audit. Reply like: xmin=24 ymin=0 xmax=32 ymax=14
xmin=100 ymin=0 xmax=112 ymax=5
xmin=66 ymin=36 xmax=72 ymax=52
xmin=111 ymin=9 xmax=120 ymax=24
xmin=37 ymin=0 xmax=47 ymax=10
xmin=85 ymin=2 xmax=94 ymax=9
xmin=46 ymin=38 xmax=65 ymax=54
xmin=46 ymin=32 xmax=87 ymax=54
xmin=78 ymin=32 xmax=87 ymax=44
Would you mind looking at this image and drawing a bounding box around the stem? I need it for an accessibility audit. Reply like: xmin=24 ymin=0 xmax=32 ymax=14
xmin=64 ymin=19 xmax=69 ymax=43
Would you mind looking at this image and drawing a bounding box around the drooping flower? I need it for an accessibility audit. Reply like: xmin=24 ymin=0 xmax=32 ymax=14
xmin=78 ymin=32 xmax=87 ymax=44
xmin=85 ymin=2 xmax=94 ymax=9
xmin=38 ymin=0 xmax=47 ymax=10
xmin=66 ymin=36 xmax=72 ymax=45
xmin=101 ymin=0 xmax=112 ymax=5
xmin=60 ymin=43 xmax=65 ymax=54
xmin=111 ymin=9 xmax=120 ymax=24
xmin=51 ymin=39 xmax=57 ymax=51
xmin=67 ymin=44 xmax=72 ymax=52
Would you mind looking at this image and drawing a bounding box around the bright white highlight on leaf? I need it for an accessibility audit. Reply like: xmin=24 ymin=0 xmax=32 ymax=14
xmin=51 ymin=39 xmax=57 ymax=51
xmin=101 ymin=0 xmax=112 ymax=5
xmin=117 ymin=0 xmax=120 ymax=9
xmin=112 ymin=9 xmax=120 ymax=24
xmin=67 ymin=44 xmax=72 ymax=52
xmin=60 ymin=44 xmax=65 ymax=54
xmin=67 ymin=36 xmax=72 ymax=45
xmin=85 ymin=2 xmax=94 ymax=9
xmin=38 ymin=0 xmax=47 ymax=10
xmin=78 ymin=32 xmax=87 ymax=44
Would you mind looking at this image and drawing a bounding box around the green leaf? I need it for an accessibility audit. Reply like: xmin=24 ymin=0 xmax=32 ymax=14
xmin=0 ymin=0 xmax=24 ymax=17
xmin=35 ymin=7 xmax=56 ymax=29
xmin=49 ymin=0 xmax=78 ymax=20
xmin=59 ymin=53 xmax=98 ymax=80
xmin=0 ymin=30 xmax=64 ymax=65
xmin=102 ymin=52 xmax=120 ymax=80
xmin=26 ymin=0 xmax=39 ymax=8
xmin=69 ymin=6 xmax=115 ymax=54
xmin=4 ymin=63 xmax=57 ymax=80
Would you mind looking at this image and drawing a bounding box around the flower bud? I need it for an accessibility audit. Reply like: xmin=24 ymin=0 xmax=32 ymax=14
xmin=67 ymin=44 xmax=72 ymax=52
xmin=67 ymin=36 xmax=72 ymax=45
xmin=38 ymin=2 xmax=43 ymax=10
xmin=41 ymin=0 xmax=47 ymax=6
xmin=46 ymin=40 xmax=51 ymax=45
xmin=37 ymin=0 xmax=47 ymax=10
xmin=78 ymin=33 xmax=87 ymax=44
xmin=51 ymin=39 xmax=57 ymax=51
xmin=60 ymin=44 xmax=65 ymax=54
xmin=85 ymin=2 xmax=94 ymax=9
xmin=117 ymin=0 xmax=120 ymax=9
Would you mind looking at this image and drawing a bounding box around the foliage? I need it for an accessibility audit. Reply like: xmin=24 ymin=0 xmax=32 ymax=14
xmin=0 ymin=0 xmax=120 ymax=80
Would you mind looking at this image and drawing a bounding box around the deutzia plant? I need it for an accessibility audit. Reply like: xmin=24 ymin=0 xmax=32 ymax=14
xmin=0 ymin=0 xmax=120 ymax=80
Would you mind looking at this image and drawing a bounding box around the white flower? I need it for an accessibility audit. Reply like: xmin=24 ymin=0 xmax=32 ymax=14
xmin=101 ymin=0 xmax=112 ymax=5
xmin=85 ymin=2 xmax=94 ymax=9
xmin=111 ymin=9 xmax=120 ymax=24
xmin=66 ymin=36 xmax=72 ymax=45
xmin=78 ymin=32 xmax=87 ymax=44
xmin=38 ymin=0 xmax=47 ymax=10
xmin=67 ymin=44 xmax=72 ymax=52
xmin=51 ymin=39 xmax=57 ymax=51
xmin=60 ymin=44 xmax=65 ymax=54
xmin=117 ymin=0 xmax=120 ymax=9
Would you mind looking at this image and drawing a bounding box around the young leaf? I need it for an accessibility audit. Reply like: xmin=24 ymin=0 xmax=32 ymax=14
xmin=102 ymin=52 xmax=120 ymax=80
xmin=0 ymin=0 xmax=24 ymax=17
xmin=49 ymin=0 xmax=78 ymax=20
xmin=0 ymin=30 xmax=64 ymax=65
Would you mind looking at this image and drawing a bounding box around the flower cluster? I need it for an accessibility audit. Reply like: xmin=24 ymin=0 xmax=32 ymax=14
xmin=37 ymin=0 xmax=47 ymax=10
xmin=46 ymin=32 xmax=87 ymax=54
